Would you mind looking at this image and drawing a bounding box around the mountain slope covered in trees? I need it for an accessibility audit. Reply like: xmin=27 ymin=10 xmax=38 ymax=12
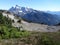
xmin=0 ymin=13 xmax=30 ymax=39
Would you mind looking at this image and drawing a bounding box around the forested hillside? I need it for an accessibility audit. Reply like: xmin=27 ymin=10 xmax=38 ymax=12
xmin=0 ymin=13 xmax=30 ymax=39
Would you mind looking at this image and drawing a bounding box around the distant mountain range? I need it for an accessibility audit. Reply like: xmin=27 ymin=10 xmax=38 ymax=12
xmin=9 ymin=5 xmax=60 ymax=25
xmin=46 ymin=11 xmax=60 ymax=15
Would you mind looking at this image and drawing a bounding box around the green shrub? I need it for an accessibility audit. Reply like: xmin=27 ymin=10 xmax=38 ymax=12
xmin=0 ymin=13 xmax=30 ymax=39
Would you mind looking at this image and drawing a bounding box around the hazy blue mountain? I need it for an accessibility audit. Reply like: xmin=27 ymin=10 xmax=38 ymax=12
xmin=9 ymin=5 xmax=60 ymax=25
xmin=46 ymin=11 xmax=60 ymax=15
xmin=22 ymin=11 xmax=60 ymax=25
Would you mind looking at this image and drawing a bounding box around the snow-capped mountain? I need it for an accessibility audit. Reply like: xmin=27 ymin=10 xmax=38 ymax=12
xmin=9 ymin=5 xmax=33 ymax=16
xmin=9 ymin=5 xmax=60 ymax=25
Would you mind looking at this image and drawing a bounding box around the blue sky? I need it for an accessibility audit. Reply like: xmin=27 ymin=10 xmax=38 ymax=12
xmin=0 ymin=0 xmax=60 ymax=11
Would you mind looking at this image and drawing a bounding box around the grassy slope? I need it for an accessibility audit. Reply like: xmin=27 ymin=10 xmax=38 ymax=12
xmin=0 ymin=32 xmax=60 ymax=45
xmin=0 ymin=12 xmax=60 ymax=45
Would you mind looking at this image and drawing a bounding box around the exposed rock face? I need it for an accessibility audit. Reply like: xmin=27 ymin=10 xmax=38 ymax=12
xmin=2 ymin=12 xmax=15 ymax=20
xmin=12 ymin=20 xmax=60 ymax=32
xmin=20 ymin=20 xmax=60 ymax=32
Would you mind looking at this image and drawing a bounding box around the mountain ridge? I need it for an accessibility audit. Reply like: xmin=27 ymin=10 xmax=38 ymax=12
xmin=9 ymin=5 xmax=60 ymax=25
